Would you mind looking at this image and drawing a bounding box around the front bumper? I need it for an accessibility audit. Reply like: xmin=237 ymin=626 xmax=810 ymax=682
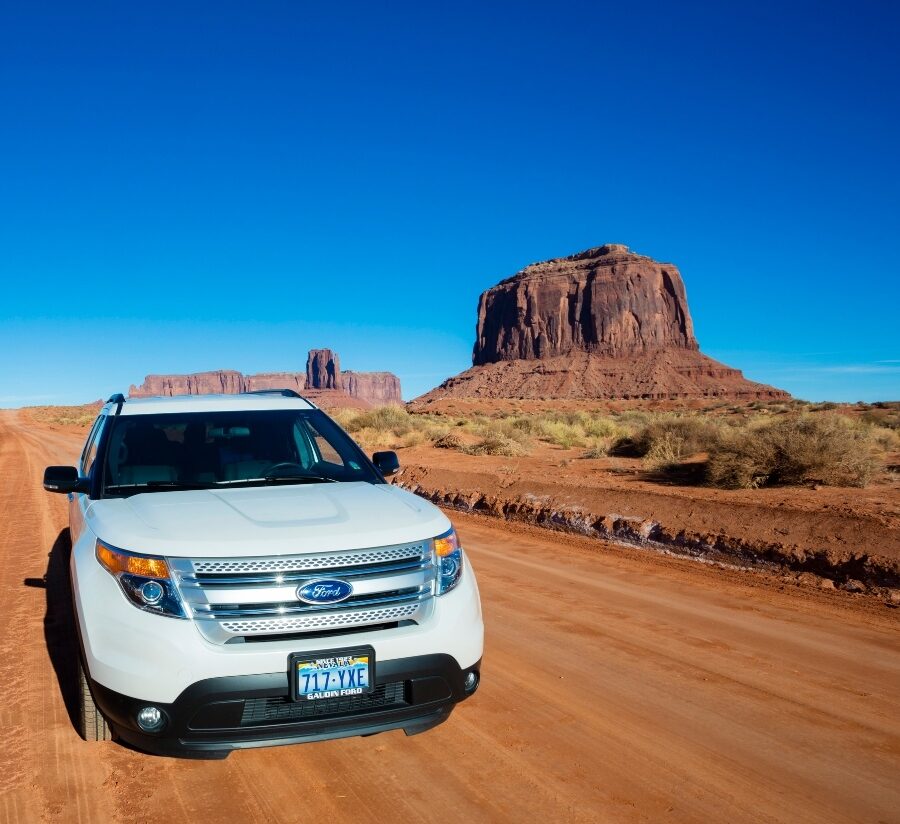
xmin=91 ymin=653 xmax=481 ymax=757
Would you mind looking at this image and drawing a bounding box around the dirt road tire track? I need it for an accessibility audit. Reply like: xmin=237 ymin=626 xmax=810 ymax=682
xmin=1 ymin=411 xmax=897 ymax=823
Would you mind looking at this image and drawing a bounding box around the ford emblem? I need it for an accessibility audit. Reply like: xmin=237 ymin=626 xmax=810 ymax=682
xmin=297 ymin=579 xmax=353 ymax=605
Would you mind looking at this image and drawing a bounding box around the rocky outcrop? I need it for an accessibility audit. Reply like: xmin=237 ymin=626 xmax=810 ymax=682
xmin=132 ymin=370 xmax=247 ymax=397
xmin=344 ymin=371 xmax=403 ymax=405
xmin=474 ymin=244 xmax=698 ymax=364
xmin=306 ymin=349 xmax=341 ymax=390
xmin=130 ymin=349 xmax=403 ymax=406
xmin=416 ymin=244 xmax=789 ymax=402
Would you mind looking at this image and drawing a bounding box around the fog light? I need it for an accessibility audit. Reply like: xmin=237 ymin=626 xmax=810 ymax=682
xmin=464 ymin=671 xmax=479 ymax=693
xmin=139 ymin=580 xmax=164 ymax=605
xmin=136 ymin=705 xmax=165 ymax=732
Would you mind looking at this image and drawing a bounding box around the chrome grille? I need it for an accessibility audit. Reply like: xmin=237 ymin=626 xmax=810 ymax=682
xmin=219 ymin=604 xmax=421 ymax=635
xmin=170 ymin=541 xmax=435 ymax=643
xmin=191 ymin=543 xmax=427 ymax=575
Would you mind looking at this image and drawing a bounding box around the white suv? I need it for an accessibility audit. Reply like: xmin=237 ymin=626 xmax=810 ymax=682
xmin=43 ymin=391 xmax=483 ymax=757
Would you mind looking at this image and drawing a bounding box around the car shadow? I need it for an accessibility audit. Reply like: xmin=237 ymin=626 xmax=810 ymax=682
xmin=36 ymin=528 xmax=80 ymax=732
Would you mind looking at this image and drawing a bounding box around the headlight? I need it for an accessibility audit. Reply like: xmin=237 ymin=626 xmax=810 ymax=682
xmin=96 ymin=542 xmax=186 ymax=618
xmin=433 ymin=527 xmax=463 ymax=595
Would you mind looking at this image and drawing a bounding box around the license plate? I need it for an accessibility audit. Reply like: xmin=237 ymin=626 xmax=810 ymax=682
xmin=290 ymin=647 xmax=375 ymax=701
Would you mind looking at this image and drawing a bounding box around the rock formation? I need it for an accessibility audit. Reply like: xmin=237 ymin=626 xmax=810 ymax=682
xmin=306 ymin=349 xmax=341 ymax=390
xmin=130 ymin=349 xmax=402 ymax=407
xmin=344 ymin=372 xmax=403 ymax=405
xmin=415 ymin=244 xmax=789 ymax=402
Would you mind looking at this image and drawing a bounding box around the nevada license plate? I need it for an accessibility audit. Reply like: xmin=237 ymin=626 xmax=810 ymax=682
xmin=291 ymin=648 xmax=374 ymax=701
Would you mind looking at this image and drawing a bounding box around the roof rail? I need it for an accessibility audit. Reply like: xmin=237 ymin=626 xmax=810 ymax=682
xmin=107 ymin=393 xmax=126 ymax=415
xmin=245 ymin=389 xmax=305 ymax=399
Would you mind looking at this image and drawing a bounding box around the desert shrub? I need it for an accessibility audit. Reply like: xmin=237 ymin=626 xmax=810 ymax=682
xmin=348 ymin=427 xmax=394 ymax=451
xmin=397 ymin=429 xmax=426 ymax=448
xmin=706 ymin=413 xmax=881 ymax=488
xmin=705 ymin=430 xmax=778 ymax=489
xmin=870 ymin=426 xmax=899 ymax=451
xmin=340 ymin=405 xmax=413 ymax=435
xmin=463 ymin=434 xmax=529 ymax=457
xmin=614 ymin=415 xmax=721 ymax=460
xmin=434 ymin=432 xmax=464 ymax=450
xmin=581 ymin=439 xmax=610 ymax=459
xmin=643 ymin=430 xmax=689 ymax=470
xmin=536 ymin=420 xmax=585 ymax=449
xmin=579 ymin=415 xmax=622 ymax=439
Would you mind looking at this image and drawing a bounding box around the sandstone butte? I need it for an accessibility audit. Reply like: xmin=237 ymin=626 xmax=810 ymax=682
xmin=129 ymin=349 xmax=402 ymax=408
xmin=415 ymin=244 xmax=789 ymax=402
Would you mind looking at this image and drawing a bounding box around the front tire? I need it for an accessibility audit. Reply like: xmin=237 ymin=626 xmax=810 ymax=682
xmin=77 ymin=656 xmax=112 ymax=741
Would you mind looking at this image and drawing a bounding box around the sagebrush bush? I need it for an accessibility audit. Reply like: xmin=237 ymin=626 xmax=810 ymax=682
xmin=706 ymin=413 xmax=880 ymax=488
xmin=434 ymin=432 xmax=464 ymax=450
xmin=614 ymin=415 xmax=722 ymax=460
xmin=463 ymin=434 xmax=529 ymax=457
xmin=338 ymin=405 xmax=412 ymax=435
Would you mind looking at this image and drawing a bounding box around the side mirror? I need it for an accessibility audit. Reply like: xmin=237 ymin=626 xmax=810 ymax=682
xmin=43 ymin=466 xmax=89 ymax=494
xmin=372 ymin=451 xmax=400 ymax=477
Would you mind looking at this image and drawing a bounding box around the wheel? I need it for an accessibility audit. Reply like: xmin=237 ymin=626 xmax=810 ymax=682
xmin=77 ymin=656 xmax=112 ymax=741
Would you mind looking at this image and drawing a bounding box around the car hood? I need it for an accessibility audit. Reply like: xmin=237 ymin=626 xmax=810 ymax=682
xmin=85 ymin=482 xmax=450 ymax=558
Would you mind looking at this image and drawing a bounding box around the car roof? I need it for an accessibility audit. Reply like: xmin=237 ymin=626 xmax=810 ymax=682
xmin=108 ymin=394 xmax=317 ymax=416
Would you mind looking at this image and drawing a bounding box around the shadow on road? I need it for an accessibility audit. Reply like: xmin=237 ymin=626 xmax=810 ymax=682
xmin=39 ymin=528 xmax=80 ymax=732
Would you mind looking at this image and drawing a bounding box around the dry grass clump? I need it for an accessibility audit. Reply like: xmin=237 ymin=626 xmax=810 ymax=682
xmin=581 ymin=441 xmax=610 ymax=459
xmin=434 ymin=432 xmax=464 ymax=449
xmin=706 ymin=413 xmax=881 ymax=489
xmin=25 ymin=402 xmax=102 ymax=428
xmin=463 ymin=434 xmax=529 ymax=457
xmin=611 ymin=414 xmax=722 ymax=466
xmin=332 ymin=405 xmax=450 ymax=450
xmin=502 ymin=411 xmax=623 ymax=450
xmin=334 ymin=405 xmax=414 ymax=436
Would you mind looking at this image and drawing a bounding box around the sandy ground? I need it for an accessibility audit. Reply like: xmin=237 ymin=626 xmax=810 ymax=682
xmin=1 ymin=410 xmax=898 ymax=824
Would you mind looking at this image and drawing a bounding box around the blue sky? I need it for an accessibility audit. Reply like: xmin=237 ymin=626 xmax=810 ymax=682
xmin=1 ymin=0 xmax=898 ymax=405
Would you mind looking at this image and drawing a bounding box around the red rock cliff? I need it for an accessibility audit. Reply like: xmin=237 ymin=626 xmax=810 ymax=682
xmin=474 ymin=244 xmax=697 ymax=365
xmin=129 ymin=349 xmax=403 ymax=406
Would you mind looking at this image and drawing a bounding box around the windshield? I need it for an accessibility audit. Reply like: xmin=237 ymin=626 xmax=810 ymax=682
xmin=101 ymin=409 xmax=380 ymax=495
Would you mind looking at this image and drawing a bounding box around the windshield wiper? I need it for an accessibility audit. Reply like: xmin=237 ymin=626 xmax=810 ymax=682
xmin=106 ymin=481 xmax=218 ymax=492
xmin=262 ymin=472 xmax=337 ymax=484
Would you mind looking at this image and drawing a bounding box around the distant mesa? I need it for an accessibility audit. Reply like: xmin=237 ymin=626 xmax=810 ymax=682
xmin=415 ymin=243 xmax=789 ymax=402
xmin=129 ymin=349 xmax=402 ymax=408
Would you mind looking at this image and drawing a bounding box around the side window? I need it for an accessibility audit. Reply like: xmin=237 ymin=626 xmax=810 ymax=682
xmin=306 ymin=420 xmax=346 ymax=468
xmin=81 ymin=416 xmax=107 ymax=477
xmin=79 ymin=417 xmax=102 ymax=471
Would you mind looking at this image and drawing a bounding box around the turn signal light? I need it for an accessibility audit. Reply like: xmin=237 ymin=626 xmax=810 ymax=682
xmin=97 ymin=542 xmax=170 ymax=579
xmin=433 ymin=528 xmax=460 ymax=558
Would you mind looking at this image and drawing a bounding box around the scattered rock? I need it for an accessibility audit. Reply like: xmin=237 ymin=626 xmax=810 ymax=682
xmin=841 ymin=579 xmax=866 ymax=593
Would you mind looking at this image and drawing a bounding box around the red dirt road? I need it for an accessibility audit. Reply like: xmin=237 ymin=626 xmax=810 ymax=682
xmin=1 ymin=411 xmax=898 ymax=823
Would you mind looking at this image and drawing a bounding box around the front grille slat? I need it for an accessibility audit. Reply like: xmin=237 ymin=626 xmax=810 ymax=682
xmin=192 ymin=586 xmax=430 ymax=619
xmin=191 ymin=544 xmax=427 ymax=576
xmin=219 ymin=604 xmax=421 ymax=635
